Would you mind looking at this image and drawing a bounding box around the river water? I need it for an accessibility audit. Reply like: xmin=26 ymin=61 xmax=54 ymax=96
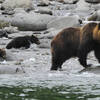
xmin=0 ymin=47 xmax=100 ymax=100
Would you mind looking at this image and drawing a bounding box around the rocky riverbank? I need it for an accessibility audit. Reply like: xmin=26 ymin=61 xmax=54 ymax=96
xmin=0 ymin=0 xmax=100 ymax=74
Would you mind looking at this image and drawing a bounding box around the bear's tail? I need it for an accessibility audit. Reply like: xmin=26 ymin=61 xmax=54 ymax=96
xmin=6 ymin=43 xmax=12 ymax=49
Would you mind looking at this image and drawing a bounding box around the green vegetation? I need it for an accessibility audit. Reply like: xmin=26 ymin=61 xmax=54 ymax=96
xmin=0 ymin=86 xmax=100 ymax=100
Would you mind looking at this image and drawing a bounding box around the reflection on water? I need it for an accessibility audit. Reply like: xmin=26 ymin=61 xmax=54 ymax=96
xmin=0 ymin=85 xmax=100 ymax=100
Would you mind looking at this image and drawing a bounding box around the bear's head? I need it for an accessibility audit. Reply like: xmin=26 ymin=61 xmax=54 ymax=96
xmin=30 ymin=35 xmax=40 ymax=45
xmin=0 ymin=48 xmax=6 ymax=59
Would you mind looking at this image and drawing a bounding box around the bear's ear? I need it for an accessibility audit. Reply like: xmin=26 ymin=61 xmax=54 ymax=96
xmin=31 ymin=35 xmax=37 ymax=39
xmin=31 ymin=35 xmax=35 ymax=37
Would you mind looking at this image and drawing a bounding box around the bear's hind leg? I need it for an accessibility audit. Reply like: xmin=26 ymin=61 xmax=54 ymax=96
xmin=94 ymin=47 xmax=100 ymax=63
xmin=51 ymin=57 xmax=61 ymax=70
xmin=50 ymin=55 xmax=65 ymax=70
xmin=51 ymin=53 xmax=68 ymax=70
xmin=25 ymin=44 xmax=30 ymax=49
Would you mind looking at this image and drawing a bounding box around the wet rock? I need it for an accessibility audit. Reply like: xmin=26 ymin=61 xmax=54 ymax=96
xmin=88 ymin=10 xmax=100 ymax=21
xmin=51 ymin=0 xmax=78 ymax=3
xmin=79 ymin=65 xmax=100 ymax=74
xmin=92 ymin=4 xmax=100 ymax=10
xmin=0 ymin=13 xmax=56 ymax=31
xmin=85 ymin=0 xmax=100 ymax=3
xmin=38 ymin=39 xmax=50 ymax=49
xmin=33 ymin=32 xmax=42 ymax=34
xmin=63 ymin=0 xmax=79 ymax=4
xmin=47 ymin=15 xmax=81 ymax=30
xmin=76 ymin=0 xmax=91 ymax=11
xmin=14 ymin=8 xmax=27 ymax=14
xmin=55 ymin=0 xmax=64 ymax=3
xmin=0 ymin=6 xmax=5 ymax=10
xmin=65 ymin=4 xmax=77 ymax=10
xmin=8 ymin=31 xmax=33 ymax=38
xmin=11 ymin=13 xmax=56 ymax=31
xmin=11 ymin=14 xmax=54 ymax=31
xmin=35 ymin=7 xmax=52 ymax=15
xmin=42 ymin=28 xmax=61 ymax=39
xmin=1 ymin=0 xmax=33 ymax=10
xmin=37 ymin=0 xmax=50 ymax=6
xmin=0 ymin=29 xmax=8 ymax=38
xmin=3 ymin=26 xmax=19 ymax=34
xmin=2 ymin=10 xmax=15 ymax=15
xmin=0 ymin=0 xmax=3 ymax=3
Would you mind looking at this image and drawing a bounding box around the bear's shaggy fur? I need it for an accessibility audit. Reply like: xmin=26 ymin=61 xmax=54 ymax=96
xmin=51 ymin=22 xmax=100 ymax=70
xmin=6 ymin=35 xmax=40 ymax=49
xmin=0 ymin=48 xmax=6 ymax=59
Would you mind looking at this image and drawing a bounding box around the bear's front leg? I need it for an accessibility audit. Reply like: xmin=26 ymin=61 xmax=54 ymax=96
xmin=50 ymin=54 xmax=65 ymax=70
xmin=78 ymin=39 xmax=93 ymax=68
xmin=25 ymin=43 xmax=30 ymax=49
xmin=78 ymin=56 xmax=90 ymax=68
xmin=51 ymin=57 xmax=61 ymax=70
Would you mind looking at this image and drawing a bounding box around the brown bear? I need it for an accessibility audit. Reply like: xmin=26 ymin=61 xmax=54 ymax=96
xmin=6 ymin=35 xmax=40 ymax=49
xmin=50 ymin=22 xmax=100 ymax=70
xmin=0 ymin=48 xmax=6 ymax=59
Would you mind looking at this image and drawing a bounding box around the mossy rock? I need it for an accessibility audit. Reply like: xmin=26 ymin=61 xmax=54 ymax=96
xmin=88 ymin=15 xmax=97 ymax=21
xmin=0 ymin=20 xmax=10 ymax=29
xmin=88 ymin=10 xmax=100 ymax=21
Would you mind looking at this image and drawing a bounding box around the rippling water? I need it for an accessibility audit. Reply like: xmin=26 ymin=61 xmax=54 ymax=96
xmin=0 ymin=48 xmax=100 ymax=100
xmin=1 ymin=71 xmax=100 ymax=100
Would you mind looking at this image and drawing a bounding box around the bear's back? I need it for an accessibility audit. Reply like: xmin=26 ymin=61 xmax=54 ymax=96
xmin=6 ymin=36 xmax=31 ymax=49
xmin=52 ymin=27 xmax=81 ymax=46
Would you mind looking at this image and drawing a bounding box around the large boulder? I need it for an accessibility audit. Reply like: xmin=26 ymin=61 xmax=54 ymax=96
xmin=92 ymin=4 xmax=100 ymax=10
xmin=76 ymin=0 xmax=91 ymax=11
xmin=88 ymin=10 xmax=100 ymax=21
xmin=0 ymin=0 xmax=3 ymax=3
xmin=37 ymin=0 xmax=50 ymax=6
xmin=35 ymin=7 xmax=53 ymax=15
xmin=0 ymin=13 xmax=56 ymax=31
xmin=85 ymin=0 xmax=100 ymax=3
xmin=1 ymin=0 xmax=33 ymax=10
xmin=47 ymin=15 xmax=81 ymax=30
xmin=11 ymin=13 xmax=56 ymax=31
